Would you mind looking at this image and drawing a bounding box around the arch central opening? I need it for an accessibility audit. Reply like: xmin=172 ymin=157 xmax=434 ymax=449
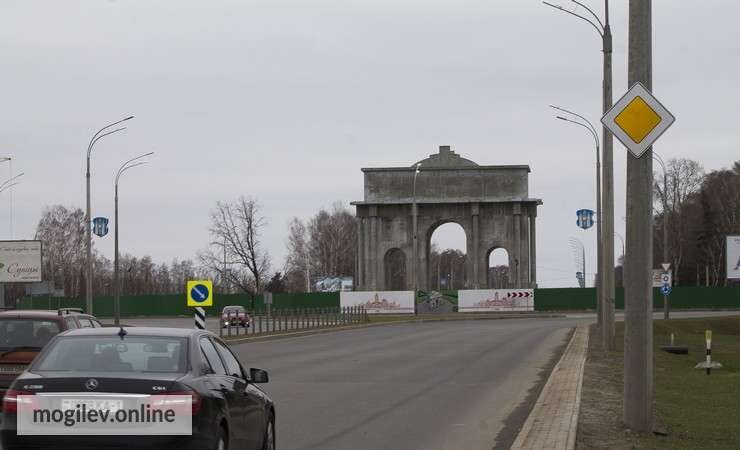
xmin=428 ymin=222 xmax=467 ymax=291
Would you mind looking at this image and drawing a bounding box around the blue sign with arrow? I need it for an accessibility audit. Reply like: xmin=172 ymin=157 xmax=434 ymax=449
xmin=660 ymin=284 xmax=672 ymax=296
xmin=576 ymin=209 xmax=595 ymax=230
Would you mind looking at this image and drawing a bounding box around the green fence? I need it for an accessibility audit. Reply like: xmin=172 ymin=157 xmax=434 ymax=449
xmin=18 ymin=292 xmax=340 ymax=317
xmin=532 ymin=287 xmax=740 ymax=311
xmin=19 ymin=287 xmax=739 ymax=316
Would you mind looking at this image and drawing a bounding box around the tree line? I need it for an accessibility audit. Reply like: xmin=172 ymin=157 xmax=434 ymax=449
xmin=652 ymin=158 xmax=740 ymax=286
xmin=28 ymin=199 xmax=359 ymax=300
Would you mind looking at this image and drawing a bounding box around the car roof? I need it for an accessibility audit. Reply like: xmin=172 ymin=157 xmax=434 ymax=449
xmin=0 ymin=310 xmax=69 ymax=319
xmin=222 ymin=305 xmax=245 ymax=309
xmin=60 ymin=326 xmax=206 ymax=338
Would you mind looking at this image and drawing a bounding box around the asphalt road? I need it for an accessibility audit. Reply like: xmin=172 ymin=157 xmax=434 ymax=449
xmin=4 ymin=311 xmax=738 ymax=450
xmin=228 ymin=318 xmax=579 ymax=450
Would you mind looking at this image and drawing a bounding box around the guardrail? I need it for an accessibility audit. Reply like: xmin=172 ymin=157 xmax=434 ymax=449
xmin=219 ymin=306 xmax=369 ymax=338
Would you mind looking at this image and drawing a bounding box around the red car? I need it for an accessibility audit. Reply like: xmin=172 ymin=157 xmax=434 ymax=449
xmin=221 ymin=305 xmax=251 ymax=328
xmin=0 ymin=308 xmax=102 ymax=396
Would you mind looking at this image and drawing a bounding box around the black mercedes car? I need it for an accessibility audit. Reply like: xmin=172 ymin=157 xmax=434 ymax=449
xmin=1 ymin=327 xmax=275 ymax=450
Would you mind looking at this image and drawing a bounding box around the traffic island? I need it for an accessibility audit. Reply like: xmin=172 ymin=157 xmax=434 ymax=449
xmin=577 ymin=316 xmax=740 ymax=450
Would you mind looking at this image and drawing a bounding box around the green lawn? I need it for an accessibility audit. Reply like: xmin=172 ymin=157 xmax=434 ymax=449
xmin=578 ymin=316 xmax=740 ymax=449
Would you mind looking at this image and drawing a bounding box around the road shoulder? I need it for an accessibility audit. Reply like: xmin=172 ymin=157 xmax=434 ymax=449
xmin=510 ymin=325 xmax=589 ymax=450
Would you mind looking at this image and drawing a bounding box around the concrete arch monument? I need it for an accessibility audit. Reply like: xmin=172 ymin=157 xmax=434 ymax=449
xmin=353 ymin=145 xmax=542 ymax=291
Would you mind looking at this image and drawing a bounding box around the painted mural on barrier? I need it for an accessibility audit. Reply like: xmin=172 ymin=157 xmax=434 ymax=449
xmin=458 ymin=289 xmax=534 ymax=312
xmin=340 ymin=291 xmax=415 ymax=314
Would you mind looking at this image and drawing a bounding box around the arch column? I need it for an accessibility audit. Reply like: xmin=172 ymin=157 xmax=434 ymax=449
xmin=471 ymin=203 xmax=480 ymax=289
xmin=512 ymin=203 xmax=522 ymax=288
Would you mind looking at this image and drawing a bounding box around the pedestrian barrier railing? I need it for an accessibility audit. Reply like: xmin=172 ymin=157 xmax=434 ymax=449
xmin=219 ymin=306 xmax=369 ymax=338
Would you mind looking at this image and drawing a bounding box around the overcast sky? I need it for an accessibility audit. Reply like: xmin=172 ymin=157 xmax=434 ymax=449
xmin=2 ymin=0 xmax=738 ymax=288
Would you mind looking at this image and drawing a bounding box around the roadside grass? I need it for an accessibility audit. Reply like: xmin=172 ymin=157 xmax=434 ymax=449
xmin=578 ymin=316 xmax=740 ymax=450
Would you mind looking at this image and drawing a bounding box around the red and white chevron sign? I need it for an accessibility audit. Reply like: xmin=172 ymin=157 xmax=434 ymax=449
xmin=507 ymin=291 xmax=532 ymax=298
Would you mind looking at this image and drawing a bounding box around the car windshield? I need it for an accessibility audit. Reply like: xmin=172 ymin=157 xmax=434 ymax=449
xmin=0 ymin=319 xmax=60 ymax=351
xmin=223 ymin=308 xmax=244 ymax=314
xmin=33 ymin=336 xmax=188 ymax=373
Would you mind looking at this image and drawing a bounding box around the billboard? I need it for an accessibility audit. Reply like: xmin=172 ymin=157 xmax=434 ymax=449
xmin=458 ymin=289 xmax=535 ymax=312
xmin=340 ymin=291 xmax=414 ymax=314
xmin=0 ymin=240 xmax=42 ymax=283
xmin=728 ymin=235 xmax=740 ymax=280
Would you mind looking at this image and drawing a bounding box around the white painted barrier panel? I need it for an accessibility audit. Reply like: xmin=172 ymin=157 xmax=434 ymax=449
xmin=340 ymin=291 xmax=414 ymax=314
xmin=458 ymin=289 xmax=534 ymax=312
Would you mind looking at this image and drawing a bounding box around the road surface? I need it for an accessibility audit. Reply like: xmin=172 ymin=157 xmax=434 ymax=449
xmin=229 ymin=318 xmax=579 ymax=450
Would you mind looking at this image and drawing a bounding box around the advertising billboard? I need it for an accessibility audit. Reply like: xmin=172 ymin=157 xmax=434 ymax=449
xmin=340 ymin=291 xmax=414 ymax=314
xmin=0 ymin=240 xmax=42 ymax=283
xmin=458 ymin=289 xmax=535 ymax=312
xmin=727 ymin=235 xmax=740 ymax=281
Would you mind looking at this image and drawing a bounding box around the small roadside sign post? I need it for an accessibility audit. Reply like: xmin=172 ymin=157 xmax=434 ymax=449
xmin=187 ymin=280 xmax=213 ymax=330
xmin=661 ymin=263 xmax=671 ymax=320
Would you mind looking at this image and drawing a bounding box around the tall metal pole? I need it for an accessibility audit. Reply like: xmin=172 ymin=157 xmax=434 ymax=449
xmin=85 ymin=116 xmax=133 ymax=315
xmin=412 ymin=163 xmax=421 ymax=314
xmin=113 ymin=182 xmax=120 ymax=326
xmin=624 ymin=0 xmax=653 ymax=432
xmin=113 ymin=152 xmax=152 ymax=326
xmin=601 ymin=0 xmax=616 ymax=350
xmin=553 ymin=111 xmax=601 ymax=318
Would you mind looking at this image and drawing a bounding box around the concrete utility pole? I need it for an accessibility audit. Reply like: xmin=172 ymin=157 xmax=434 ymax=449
xmin=601 ymin=0 xmax=616 ymax=351
xmin=624 ymin=0 xmax=654 ymax=433
xmin=544 ymin=1 xmax=615 ymax=345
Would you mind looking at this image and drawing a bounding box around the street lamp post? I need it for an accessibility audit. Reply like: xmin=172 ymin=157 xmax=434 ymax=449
xmin=552 ymin=107 xmax=602 ymax=322
xmin=545 ymin=0 xmax=614 ymax=349
xmin=86 ymin=116 xmax=134 ymax=315
xmin=412 ymin=162 xmax=422 ymax=315
xmin=113 ymin=152 xmax=152 ymax=326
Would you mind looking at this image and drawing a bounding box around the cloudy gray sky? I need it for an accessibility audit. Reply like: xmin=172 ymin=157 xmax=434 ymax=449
xmin=2 ymin=0 xmax=738 ymax=287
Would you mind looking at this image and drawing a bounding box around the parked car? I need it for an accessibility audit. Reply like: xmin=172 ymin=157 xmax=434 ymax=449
xmin=0 ymin=308 xmax=102 ymax=396
xmin=1 ymin=326 xmax=275 ymax=450
xmin=221 ymin=306 xmax=251 ymax=328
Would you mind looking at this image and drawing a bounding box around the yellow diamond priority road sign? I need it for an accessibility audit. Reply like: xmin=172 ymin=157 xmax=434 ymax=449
xmin=602 ymin=82 xmax=675 ymax=158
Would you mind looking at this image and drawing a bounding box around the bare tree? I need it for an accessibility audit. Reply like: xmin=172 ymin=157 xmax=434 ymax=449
xmin=199 ymin=197 xmax=271 ymax=304
xmin=283 ymin=218 xmax=310 ymax=292
xmin=654 ymin=158 xmax=704 ymax=284
xmin=307 ymin=202 xmax=356 ymax=278
xmin=35 ymin=205 xmax=87 ymax=298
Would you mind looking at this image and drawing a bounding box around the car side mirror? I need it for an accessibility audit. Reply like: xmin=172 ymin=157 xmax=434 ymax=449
xmin=250 ymin=368 xmax=269 ymax=383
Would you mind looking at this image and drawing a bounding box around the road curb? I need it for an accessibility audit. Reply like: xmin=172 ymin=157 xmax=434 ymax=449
xmin=510 ymin=325 xmax=589 ymax=450
xmin=223 ymin=313 xmax=565 ymax=344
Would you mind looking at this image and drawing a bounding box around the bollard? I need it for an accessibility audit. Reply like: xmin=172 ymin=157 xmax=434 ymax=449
xmin=706 ymin=330 xmax=712 ymax=375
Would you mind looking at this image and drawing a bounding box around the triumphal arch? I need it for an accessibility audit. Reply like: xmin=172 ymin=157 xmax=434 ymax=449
xmin=353 ymin=146 xmax=542 ymax=291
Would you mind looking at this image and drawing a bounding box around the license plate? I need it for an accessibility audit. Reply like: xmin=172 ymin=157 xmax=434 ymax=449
xmin=60 ymin=399 xmax=124 ymax=412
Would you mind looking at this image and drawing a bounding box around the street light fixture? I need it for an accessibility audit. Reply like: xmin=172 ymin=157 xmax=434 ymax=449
xmin=113 ymin=151 xmax=152 ymax=326
xmin=545 ymin=0 xmax=615 ymax=350
xmin=552 ymin=106 xmax=603 ymax=323
xmin=86 ymin=115 xmax=134 ymax=316
xmin=412 ymin=162 xmax=422 ymax=315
